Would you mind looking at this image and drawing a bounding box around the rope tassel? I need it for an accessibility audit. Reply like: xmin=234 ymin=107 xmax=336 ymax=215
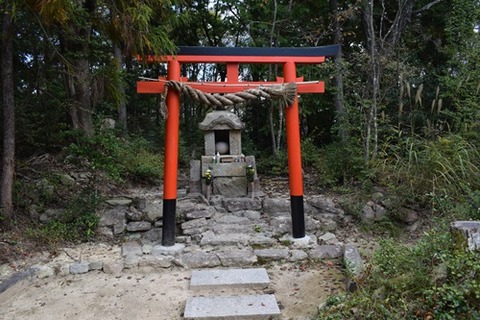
xmin=164 ymin=80 xmax=297 ymax=110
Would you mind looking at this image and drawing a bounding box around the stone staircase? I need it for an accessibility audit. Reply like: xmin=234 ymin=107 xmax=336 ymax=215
xmin=184 ymin=268 xmax=281 ymax=319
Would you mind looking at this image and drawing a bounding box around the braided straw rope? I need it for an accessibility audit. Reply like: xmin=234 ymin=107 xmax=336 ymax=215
xmin=160 ymin=80 xmax=297 ymax=118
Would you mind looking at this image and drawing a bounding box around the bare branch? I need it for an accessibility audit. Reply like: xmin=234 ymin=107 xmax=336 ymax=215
xmin=414 ymin=0 xmax=444 ymax=14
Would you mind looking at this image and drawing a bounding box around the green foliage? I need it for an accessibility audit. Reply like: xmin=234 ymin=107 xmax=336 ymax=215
xmin=316 ymin=224 xmax=480 ymax=319
xmin=313 ymin=142 xmax=366 ymax=186
xmin=256 ymin=150 xmax=288 ymax=176
xmin=26 ymin=185 xmax=101 ymax=247
xmin=67 ymin=131 xmax=164 ymax=182
xmin=301 ymin=137 xmax=322 ymax=167
xmin=376 ymin=134 xmax=480 ymax=203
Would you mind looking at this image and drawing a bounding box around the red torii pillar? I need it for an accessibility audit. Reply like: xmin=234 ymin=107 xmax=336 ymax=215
xmin=138 ymin=46 xmax=339 ymax=246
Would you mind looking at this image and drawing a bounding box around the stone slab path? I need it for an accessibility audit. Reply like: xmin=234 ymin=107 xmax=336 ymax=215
xmin=184 ymin=294 xmax=281 ymax=319
xmin=185 ymin=268 xmax=281 ymax=319
xmin=190 ymin=268 xmax=270 ymax=290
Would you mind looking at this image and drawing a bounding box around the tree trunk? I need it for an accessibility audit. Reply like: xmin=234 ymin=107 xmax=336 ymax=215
xmin=66 ymin=72 xmax=81 ymax=130
xmin=275 ymin=101 xmax=283 ymax=155
xmin=114 ymin=44 xmax=128 ymax=135
xmin=268 ymin=0 xmax=280 ymax=159
xmin=1 ymin=1 xmax=15 ymax=228
xmin=75 ymin=58 xmax=94 ymax=136
xmin=61 ymin=0 xmax=96 ymax=136
xmin=363 ymin=0 xmax=379 ymax=163
xmin=268 ymin=103 xmax=278 ymax=158
xmin=331 ymin=0 xmax=346 ymax=142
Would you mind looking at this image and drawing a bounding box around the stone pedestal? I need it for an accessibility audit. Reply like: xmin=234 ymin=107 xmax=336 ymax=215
xmin=451 ymin=221 xmax=480 ymax=252
xmin=190 ymin=111 xmax=261 ymax=199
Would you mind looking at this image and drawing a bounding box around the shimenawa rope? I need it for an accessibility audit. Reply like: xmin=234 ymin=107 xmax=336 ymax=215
xmin=160 ymin=80 xmax=297 ymax=118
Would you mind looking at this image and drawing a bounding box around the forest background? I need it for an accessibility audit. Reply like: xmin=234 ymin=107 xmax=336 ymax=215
xmin=1 ymin=0 xmax=480 ymax=318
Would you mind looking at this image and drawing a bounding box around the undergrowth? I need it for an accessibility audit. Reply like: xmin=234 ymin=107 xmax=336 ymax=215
xmin=316 ymin=197 xmax=480 ymax=320
xmin=66 ymin=130 xmax=164 ymax=183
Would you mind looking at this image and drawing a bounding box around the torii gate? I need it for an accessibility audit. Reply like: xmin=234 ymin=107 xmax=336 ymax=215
xmin=137 ymin=45 xmax=340 ymax=246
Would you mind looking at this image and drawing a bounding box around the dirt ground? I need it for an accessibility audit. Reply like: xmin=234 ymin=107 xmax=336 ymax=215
xmin=0 ymin=243 xmax=345 ymax=320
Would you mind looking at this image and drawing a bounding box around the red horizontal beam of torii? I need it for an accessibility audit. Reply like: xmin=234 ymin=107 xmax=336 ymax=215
xmin=137 ymin=45 xmax=340 ymax=246
xmin=137 ymin=77 xmax=325 ymax=94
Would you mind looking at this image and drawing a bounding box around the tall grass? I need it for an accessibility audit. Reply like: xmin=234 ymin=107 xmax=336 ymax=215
xmin=376 ymin=134 xmax=480 ymax=203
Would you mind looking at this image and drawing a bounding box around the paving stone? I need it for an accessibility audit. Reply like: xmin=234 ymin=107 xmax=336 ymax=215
xmin=138 ymin=256 xmax=172 ymax=268
xmin=143 ymin=228 xmax=162 ymax=242
xmin=142 ymin=244 xmax=154 ymax=254
xmin=183 ymin=226 xmax=209 ymax=236
xmin=177 ymin=252 xmax=221 ymax=269
xmin=215 ymin=215 xmax=251 ymax=224
xmin=99 ymin=206 xmax=126 ymax=227
xmin=237 ymin=210 xmax=262 ymax=220
xmin=223 ymin=198 xmax=262 ymax=212
xmin=344 ymin=244 xmax=365 ymax=292
xmin=125 ymin=207 xmax=144 ymax=221
xmin=131 ymin=197 xmax=147 ymax=210
xmin=178 ymin=202 xmax=208 ymax=217
xmin=305 ymin=216 xmax=321 ymax=231
xmin=96 ymin=226 xmax=114 ymax=238
xmin=34 ymin=265 xmax=55 ymax=278
xmin=181 ymin=218 xmax=209 ymax=230
xmin=254 ymin=248 xmax=289 ymax=261
xmin=200 ymin=233 xmax=250 ymax=246
xmin=105 ymin=199 xmax=132 ymax=206
xmin=280 ymin=234 xmax=317 ymax=248
xmin=176 ymin=236 xmax=192 ymax=244
xmin=103 ymin=259 xmax=124 ymax=274
xmin=318 ymin=218 xmax=338 ymax=232
xmin=124 ymin=255 xmax=140 ymax=269
xmin=113 ymin=220 xmax=127 ymax=235
xmin=308 ymin=196 xmax=342 ymax=214
xmin=186 ymin=207 xmax=216 ymax=220
xmin=209 ymin=195 xmax=224 ymax=207
xmin=184 ymin=294 xmax=281 ymax=319
xmin=318 ymin=232 xmax=339 ymax=245
xmin=270 ymin=216 xmax=292 ymax=235
xmin=152 ymin=243 xmax=185 ymax=256
xmin=88 ymin=261 xmax=103 ymax=271
xmin=216 ymin=250 xmax=258 ymax=267
xmin=57 ymin=264 xmax=70 ymax=276
xmin=190 ymin=268 xmax=269 ymax=290
xmin=69 ymin=262 xmax=89 ymax=274
xmin=289 ymin=250 xmax=308 ymax=262
xmin=212 ymin=224 xmax=254 ymax=235
xmin=263 ymin=198 xmax=290 ymax=214
xmin=249 ymin=235 xmax=277 ymax=246
xmin=143 ymin=201 xmax=163 ymax=222
xmin=126 ymin=221 xmax=152 ymax=232
xmin=121 ymin=241 xmax=143 ymax=257
xmin=309 ymin=245 xmax=343 ymax=260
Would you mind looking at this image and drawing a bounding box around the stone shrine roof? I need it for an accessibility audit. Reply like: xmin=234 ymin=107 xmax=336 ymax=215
xmin=199 ymin=111 xmax=245 ymax=131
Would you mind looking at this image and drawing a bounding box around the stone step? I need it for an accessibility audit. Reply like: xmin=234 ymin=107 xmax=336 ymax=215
xmin=190 ymin=268 xmax=270 ymax=290
xmin=184 ymin=294 xmax=281 ymax=319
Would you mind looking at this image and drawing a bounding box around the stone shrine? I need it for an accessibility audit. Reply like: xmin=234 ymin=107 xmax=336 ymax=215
xmin=189 ymin=110 xmax=259 ymax=197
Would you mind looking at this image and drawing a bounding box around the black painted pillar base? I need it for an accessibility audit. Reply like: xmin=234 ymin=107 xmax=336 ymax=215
xmin=161 ymin=199 xmax=176 ymax=246
xmin=290 ymin=195 xmax=305 ymax=238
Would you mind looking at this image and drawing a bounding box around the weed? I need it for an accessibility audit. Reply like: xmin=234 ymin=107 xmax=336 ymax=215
xmin=315 ymin=223 xmax=480 ymax=319
xmin=66 ymin=132 xmax=164 ymax=182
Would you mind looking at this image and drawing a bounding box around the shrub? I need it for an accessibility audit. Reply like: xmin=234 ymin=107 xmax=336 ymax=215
xmin=26 ymin=185 xmax=101 ymax=247
xmin=376 ymin=135 xmax=480 ymax=203
xmin=67 ymin=132 xmax=164 ymax=182
xmin=313 ymin=142 xmax=366 ymax=186
xmin=316 ymin=223 xmax=480 ymax=319
xmin=256 ymin=149 xmax=289 ymax=176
